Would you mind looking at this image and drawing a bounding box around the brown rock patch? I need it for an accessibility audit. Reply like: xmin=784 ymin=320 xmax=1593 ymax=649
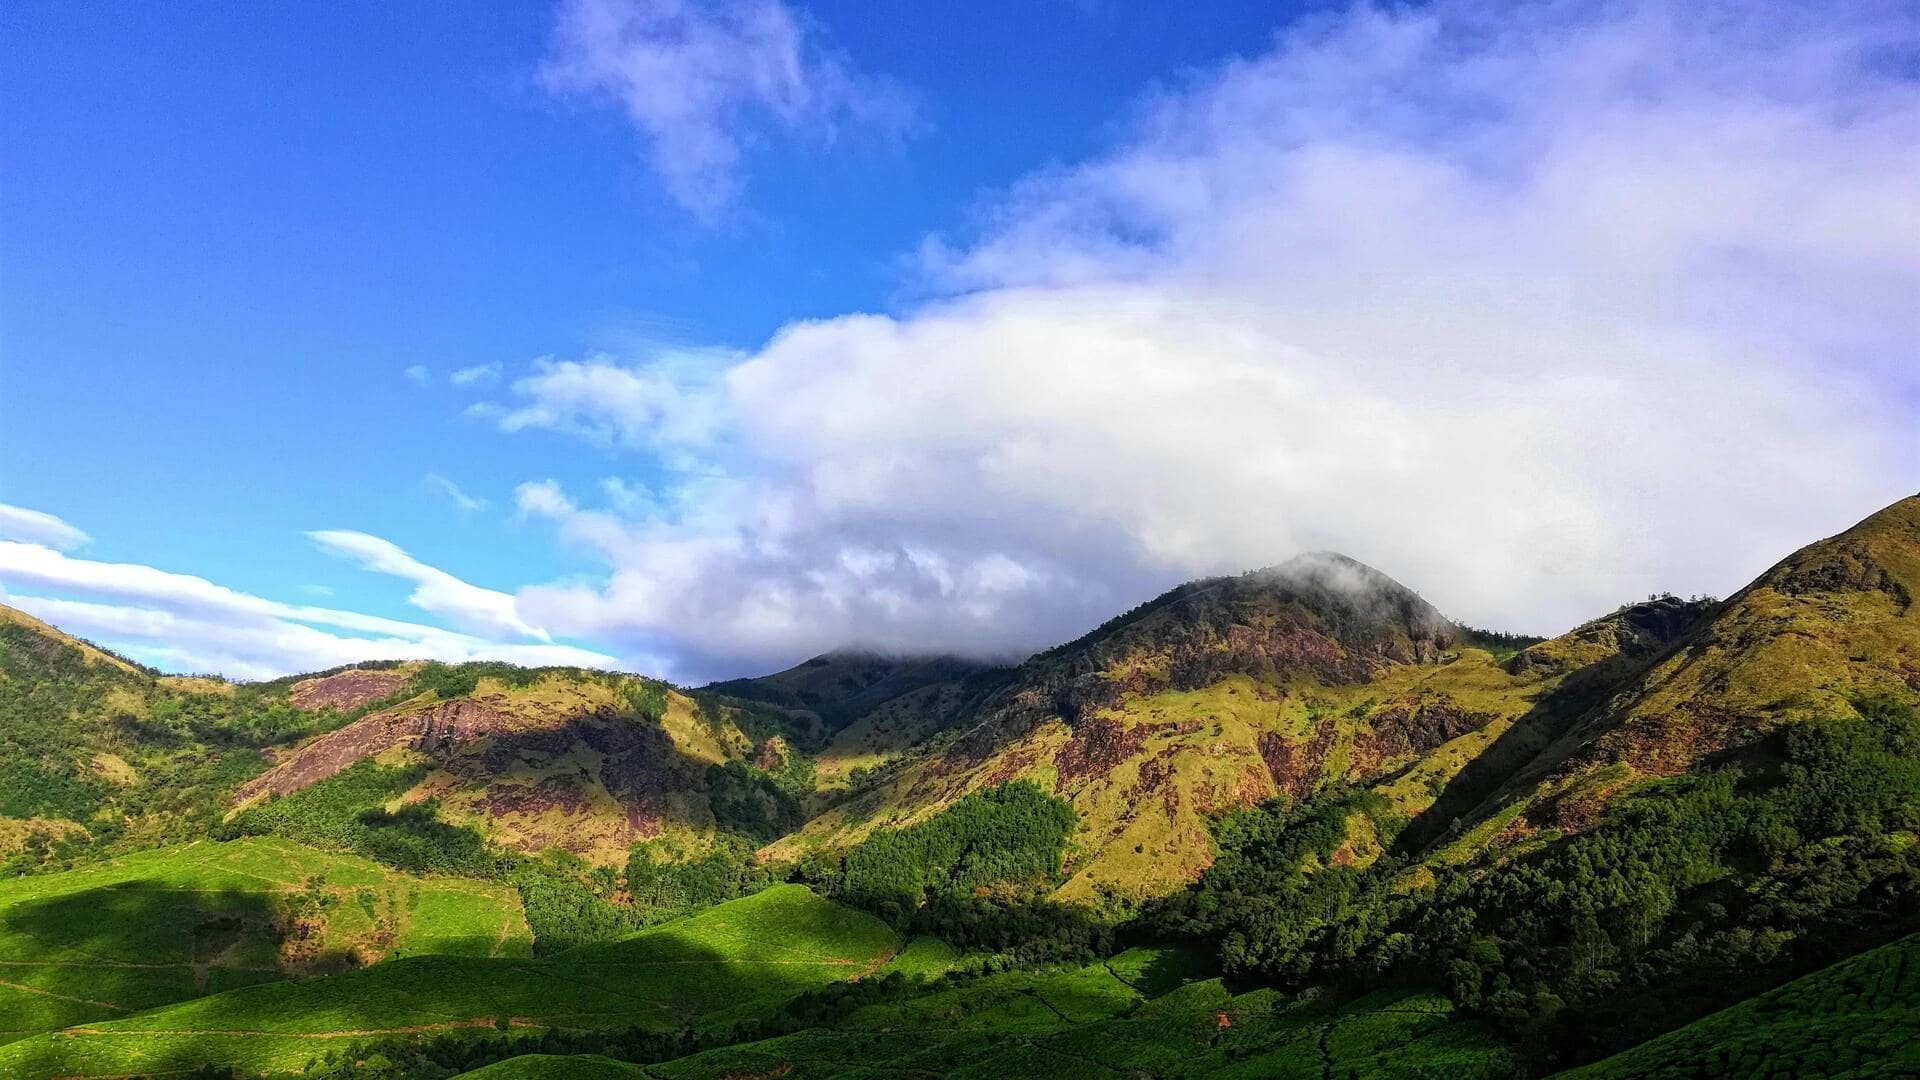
xmin=289 ymin=670 xmax=408 ymax=713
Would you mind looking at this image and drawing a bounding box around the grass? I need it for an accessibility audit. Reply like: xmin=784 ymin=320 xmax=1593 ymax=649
xmin=1563 ymin=932 xmax=1920 ymax=1079
xmin=649 ymin=951 xmax=1520 ymax=1079
xmin=0 ymin=837 xmax=529 ymax=1046
xmin=0 ymin=884 xmax=896 ymax=1077
xmin=459 ymin=1055 xmax=649 ymax=1078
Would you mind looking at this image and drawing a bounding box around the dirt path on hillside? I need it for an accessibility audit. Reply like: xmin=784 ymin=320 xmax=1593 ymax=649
xmin=0 ymin=978 xmax=130 ymax=1012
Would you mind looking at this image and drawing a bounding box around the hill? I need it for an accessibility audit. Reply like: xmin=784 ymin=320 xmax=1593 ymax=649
xmin=1135 ymin=494 xmax=1920 ymax=1067
xmin=0 ymin=836 xmax=527 ymax=1045
xmin=1565 ymin=932 xmax=1920 ymax=1078
xmin=770 ymin=553 xmax=1575 ymax=900
xmin=0 ymin=883 xmax=895 ymax=1077
xmin=0 ymin=606 xmax=339 ymax=870
xmin=708 ymin=651 xmax=1015 ymax=792
xmin=232 ymin=663 xmax=790 ymax=864
xmin=648 ymin=947 xmax=1519 ymax=1079
xmin=0 ymin=603 xmax=817 ymax=874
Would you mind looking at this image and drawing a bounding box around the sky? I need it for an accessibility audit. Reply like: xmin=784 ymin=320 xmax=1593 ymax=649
xmin=1 ymin=0 xmax=1916 ymax=683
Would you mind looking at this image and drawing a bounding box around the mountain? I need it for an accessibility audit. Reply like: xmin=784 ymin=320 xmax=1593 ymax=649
xmin=704 ymin=650 xmax=1013 ymax=791
xmin=232 ymin=664 xmax=783 ymax=864
xmin=769 ymin=552 xmax=1564 ymax=900
xmin=3 ymin=494 xmax=1918 ymax=1077
xmin=0 ymin=610 xmax=810 ymax=873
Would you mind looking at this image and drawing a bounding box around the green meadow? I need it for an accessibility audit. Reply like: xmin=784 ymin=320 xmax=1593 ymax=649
xmin=0 ymin=882 xmax=895 ymax=1077
xmin=650 ymin=946 xmax=1520 ymax=1080
xmin=0 ymin=836 xmax=527 ymax=1045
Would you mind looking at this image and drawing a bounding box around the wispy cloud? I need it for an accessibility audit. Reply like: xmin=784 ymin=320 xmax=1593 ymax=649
xmin=538 ymin=0 xmax=914 ymax=217
xmin=424 ymin=472 xmax=490 ymax=513
xmin=0 ymin=504 xmax=91 ymax=551
xmin=307 ymin=530 xmax=548 ymax=641
xmin=495 ymin=0 xmax=1920 ymax=680
xmin=449 ymin=362 xmax=503 ymax=388
xmin=404 ymin=364 xmax=431 ymax=386
xmin=0 ymin=539 xmax=615 ymax=679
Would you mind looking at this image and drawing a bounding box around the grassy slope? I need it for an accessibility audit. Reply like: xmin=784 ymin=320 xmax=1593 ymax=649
xmin=1439 ymin=494 xmax=1920 ymax=870
xmin=0 ymin=884 xmax=896 ymax=1078
xmin=779 ymin=648 xmax=1563 ymax=903
xmin=459 ymin=1055 xmax=649 ymax=1079
xmin=651 ymin=946 xmax=1518 ymax=1080
xmin=1563 ymin=933 xmax=1920 ymax=1079
xmin=0 ymin=836 xmax=529 ymax=1045
xmin=406 ymin=676 xmax=748 ymax=865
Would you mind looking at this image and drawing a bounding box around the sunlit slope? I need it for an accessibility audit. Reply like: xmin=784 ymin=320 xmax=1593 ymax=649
xmin=1430 ymin=494 xmax=1920 ymax=868
xmin=0 ymin=836 xmax=528 ymax=1045
xmin=0 ymin=884 xmax=896 ymax=1078
xmin=1563 ymin=932 xmax=1920 ymax=1079
xmin=650 ymin=946 xmax=1519 ymax=1079
xmin=774 ymin=555 xmax=1580 ymax=900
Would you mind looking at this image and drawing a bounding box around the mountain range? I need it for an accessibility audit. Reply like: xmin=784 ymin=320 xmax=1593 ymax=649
xmin=0 ymin=493 xmax=1916 ymax=1077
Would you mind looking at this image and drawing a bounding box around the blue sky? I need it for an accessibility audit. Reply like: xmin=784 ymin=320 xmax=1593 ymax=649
xmin=2 ymin=0 xmax=1916 ymax=681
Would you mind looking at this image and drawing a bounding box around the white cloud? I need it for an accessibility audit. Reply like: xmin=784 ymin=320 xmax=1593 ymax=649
xmin=539 ymin=0 xmax=914 ymax=216
xmin=488 ymin=353 xmax=730 ymax=463
xmin=424 ymin=472 xmax=490 ymax=513
xmin=494 ymin=0 xmax=1920 ymax=681
xmin=0 ymin=540 xmax=617 ymax=679
xmin=0 ymin=504 xmax=91 ymax=551
xmin=449 ymin=362 xmax=503 ymax=388
xmin=307 ymin=530 xmax=548 ymax=641
xmin=404 ymin=364 xmax=431 ymax=386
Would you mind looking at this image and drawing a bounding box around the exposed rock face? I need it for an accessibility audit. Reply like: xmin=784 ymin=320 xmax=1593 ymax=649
xmin=1507 ymin=596 xmax=1715 ymax=676
xmin=236 ymin=698 xmax=517 ymax=801
xmin=288 ymin=669 xmax=409 ymax=713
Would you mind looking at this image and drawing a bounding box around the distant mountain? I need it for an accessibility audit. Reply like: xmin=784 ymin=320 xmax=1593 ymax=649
xmin=705 ymin=651 xmax=1014 ymax=792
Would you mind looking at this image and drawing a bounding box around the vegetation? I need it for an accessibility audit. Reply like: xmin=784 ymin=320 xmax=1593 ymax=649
xmin=1144 ymin=691 xmax=1920 ymax=1067
xmin=1568 ymin=931 xmax=1920 ymax=1078
xmin=0 ymin=836 xmax=527 ymax=1045
xmin=0 ymin=885 xmax=896 ymax=1077
xmin=6 ymin=497 xmax=1920 ymax=1076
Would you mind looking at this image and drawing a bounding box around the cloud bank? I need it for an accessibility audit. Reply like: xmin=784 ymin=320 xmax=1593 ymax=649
xmin=540 ymin=0 xmax=913 ymax=216
xmin=496 ymin=0 xmax=1920 ymax=681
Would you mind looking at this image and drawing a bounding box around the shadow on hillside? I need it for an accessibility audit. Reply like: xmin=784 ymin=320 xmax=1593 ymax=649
xmin=0 ymin=899 xmax=839 ymax=1078
xmin=3 ymin=880 xmax=281 ymax=973
xmin=1391 ymin=636 xmax=1707 ymax=856
xmin=437 ymin=709 xmax=805 ymax=847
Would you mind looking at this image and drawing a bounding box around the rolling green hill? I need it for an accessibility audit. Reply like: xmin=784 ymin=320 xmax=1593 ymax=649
xmin=0 ymin=836 xmax=528 ymax=1045
xmin=648 ymin=948 xmax=1519 ymax=1080
xmin=0 ymin=883 xmax=894 ymax=1077
xmin=1564 ymin=932 xmax=1920 ymax=1079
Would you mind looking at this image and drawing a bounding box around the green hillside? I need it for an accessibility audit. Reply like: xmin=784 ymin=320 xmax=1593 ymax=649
xmin=0 ymin=884 xmax=895 ymax=1077
xmin=459 ymin=1055 xmax=649 ymax=1079
xmin=1565 ymin=932 xmax=1920 ymax=1079
xmin=649 ymin=947 xmax=1518 ymax=1079
xmin=0 ymin=836 xmax=528 ymax=1045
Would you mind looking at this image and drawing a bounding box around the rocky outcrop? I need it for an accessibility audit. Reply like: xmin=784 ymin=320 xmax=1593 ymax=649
xmin=236 ymin=698 xmax=518 ymax=801
xmin=288 ymin=669 xmax=409 ymax=713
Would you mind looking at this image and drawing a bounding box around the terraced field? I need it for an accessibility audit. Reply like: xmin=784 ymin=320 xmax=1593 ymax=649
xmin=1566 ymin=932 xmax=1920 ymax=1079
xmin=0 ymin=884 xmax=896 ymax=1077
xmin=0 ymin=836 xmax=528 ymax=1045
